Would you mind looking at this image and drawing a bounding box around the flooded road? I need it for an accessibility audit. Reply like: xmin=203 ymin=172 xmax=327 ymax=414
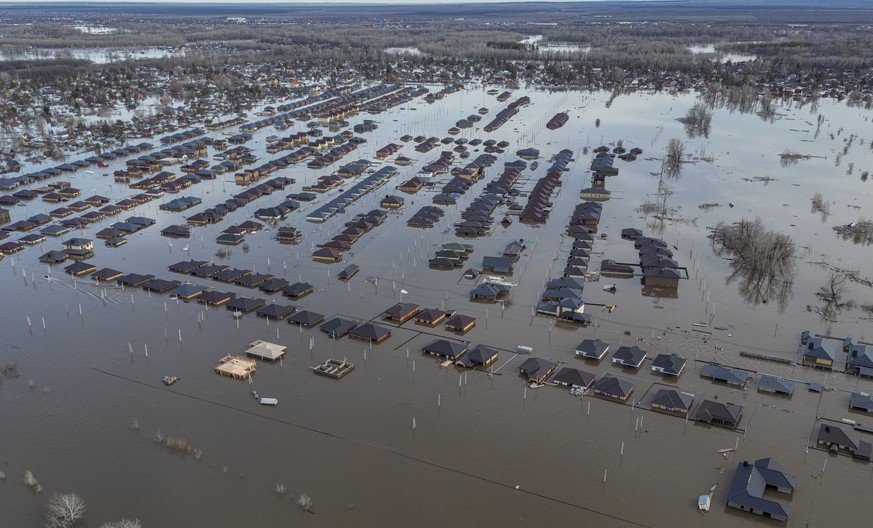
xmin=2 ymin=86 xmax=873 ymax=527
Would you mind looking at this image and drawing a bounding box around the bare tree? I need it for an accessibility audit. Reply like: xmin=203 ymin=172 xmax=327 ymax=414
xmin=45 ymin=493 xmax=86 ymax=528
xmin=99 ymin=520 xmax=141 ymax=528
xmin=296 ymin=493 xmax=314 ymax=513
xmin=681 ymin=103 xmax=712 ymax=138
xmin=711 ymin=217 xmax=796 ymax=310
xmin=817 ymin=271 xmax=849 ymax=319
xmin=662 ymin=138 xmax=684 ymax=179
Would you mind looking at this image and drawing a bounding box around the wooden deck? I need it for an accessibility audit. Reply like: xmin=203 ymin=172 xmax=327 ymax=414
xmin=215 ymin=355 xmax=257 ymax=379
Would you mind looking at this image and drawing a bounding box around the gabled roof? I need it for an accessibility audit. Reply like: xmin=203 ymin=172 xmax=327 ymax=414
xmin=169 ymin=260 xmax=208 ymax=274
xmin=757 ymin=375 xmax=796 ymax=395
xmin=464 ymin=344 xmax=498 ymax=366
xmin=284 ymin=281 xmax=313 ymax=297
xmin=320 ymin=317 xmax=358 ymax=338
xmin=847 ymin=344 xmax=873 ymax=370
xmin=651 ymin=353 xmax=686 ymax=376
xmin=727 ymin=459 xmax=794 ymax=520
xmin=226 ymin=296 xmax=266 ymax=313
xmin=287 ymin=310 xmax=325 ymax=327
xmin=551 ymin=367 xmax=596 ymax=388
xmin=592 ymin=374 xmax=634 ymax=399
xmin=695 ymin=399 xmax=743 ymax=425
xmin=651 ymin=389 xmax=694 ymax=412
xmin=849 ymin=392 xmax=873 ymax=412
xmin=816 ymin=423 xmax=858 ymax=451
xmin=482 ymin=255 xmax=513 ymax=273
xmin=804 ymin=337 xmax=838 ymax=361
xmin=445 ymin=313 xmax=476 ymax=330
xmin=518 ymin=357 xmax=556 ymax=381
xmin=423 ymin=339 xmax=467 ymax=359
xmin=348 ymin=323 xmax=391 ymax=342
xmin=384 ymin=302 xmax=420 ymax=319
xmin=575 ymin=339 xmax=610 ymax=359
xmin=700 ymin=364 xmax=750 ymax=386
xmin=612 ymin=346 xmax=647 ymax=368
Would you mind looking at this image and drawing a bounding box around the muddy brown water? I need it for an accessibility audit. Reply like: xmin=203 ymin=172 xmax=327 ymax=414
xmin=2 ymin=87 xmax=873 ymax=527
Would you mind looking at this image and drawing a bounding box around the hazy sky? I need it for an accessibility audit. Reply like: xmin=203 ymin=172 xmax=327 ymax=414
xmin=14 ymin=0 xmax=613 ymax=3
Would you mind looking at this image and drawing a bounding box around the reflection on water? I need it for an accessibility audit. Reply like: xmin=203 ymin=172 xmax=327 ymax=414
xmin=2 ymin=87 xmax=873 ymax=527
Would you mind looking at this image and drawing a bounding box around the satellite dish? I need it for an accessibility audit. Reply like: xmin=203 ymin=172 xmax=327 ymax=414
xmin=400 ymin=289 xmax=408 ymax=295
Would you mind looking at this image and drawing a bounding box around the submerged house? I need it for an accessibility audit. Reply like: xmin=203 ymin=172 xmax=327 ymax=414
xmin=695 ymin=399 xmax=743 ymax=428
xmin=592 ymin=374 xmax=634 ymax=401
xmin=455 ymin=344 xmax=499 ymax=369
xmin=801 ymin=336 xmax=838 ymax=370
xmin=846 ymin=344 xmax=873 ymax=377
xmin=727 ymin=458 xmax=795 ymax=522
xmin=757 ymin=375 xmax=796 ymax=396
xmin=551 ymin=367 xmax=596 ymax=390
xmin=423 ymin=339 xmax=467 ymax=361
xmin=384 ymin=302 xmax=421 ymax=323
xmin=612 ymin=346 xmax=647 ymax=369
xmin=650 ymin=353 xmax=687 ymax=376
xmin=348 ymin=323 xmax=392 ymax=344
xmin=700 ymin=364 xmax=750 ymax=387
xmin=650 ymin=389 xmax=694 ymax=415
xmin=518 ymin=357 xmax=557 ymax=384
xmin=816 ymin=423 xmax=871 ymax=459
xmin=575 ymin=339 xmax=610 ymax=361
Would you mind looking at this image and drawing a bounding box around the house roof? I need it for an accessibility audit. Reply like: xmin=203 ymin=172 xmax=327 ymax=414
xmin=482 ymin=255 xmax=513 ymax=273
xmin=284 ymin=281 xmax=313 ymax=297
xmin=850 ymin=392 xmax=873 ymax=411
xmin=758 ymin=375 xmax=796 ymax=395
xmin=804 ymin=337 xmax=839 ymax=361
xmin=168 ymin=283 xmax=207 ymax=298
xmin=287 ymin=310 xmax=325 ymax=327
xmin=349 ymin=323 xmax=391 ymax=341
xmin=551 ymin=367 xmax=596 ymax=388
xmin=700 ymin=364 xmax=750 ymax=385
xmin=592 ymin=374 xmax=634 ymax=398
xmin=546 ymin=277 xmax=584 ymax=290
xmin=169 ymin=260 xmax=208 ymax=274
xmin=576 ymin=339 xmax=610 ymax=359
xmin=848 ymin=344 xmax=873 ymax=370
xmin=651 ymin=389 xmax=694 ymax=411
xmin=727 ymin=459 xmax=794 ymax=520
xmin=320 ymin=317 xmax=358 ymax=338
xmin=142 ymin=278 xmax=180 ymax=292
xmin=695 ymin=399 xmax=743 ymax=424
xmin=385 ymin=302 xmax=420 ymax=319
xmin=423 ymin=339 xmax=467 ymax=359
xmin=445 ymin=313 xmax=476 ymax=329
xmin=464 ymin=344 xmax=498 ymax=366
xmin=245 ymin=340 xmax=286 ymax=361
xmin=415 ymin=308 xmax=446 ymax=323
xmin=651 ymin=353 xmax=686 ymax=375
xmin=612 ymin=346 xmax=647 ymax=368
xmin=817 ymin=423 xmax=857 ymax=451
xmin=226 ymin=297 xmax=266 ymax=313
xmin=518 ymin=357 xmax=556 ymax=380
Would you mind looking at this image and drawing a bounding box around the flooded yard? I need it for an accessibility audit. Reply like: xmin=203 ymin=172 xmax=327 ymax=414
xmin=2 ymin=85 xmax=873 ymax=526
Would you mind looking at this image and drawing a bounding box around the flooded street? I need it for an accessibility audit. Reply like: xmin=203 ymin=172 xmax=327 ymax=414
xmin=2 ymin=86 xmax=873 ymax=527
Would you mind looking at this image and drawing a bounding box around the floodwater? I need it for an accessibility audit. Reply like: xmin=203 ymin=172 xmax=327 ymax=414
xmin=687 ymin=45 xmax=757 ymax=63
xmin=384 ymin=47 xmax=424 ymax=56
xmin=0 ymin=47 xmax=184 ymax=63
xmin=3 ymin=85 xmax=873 ymax=527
